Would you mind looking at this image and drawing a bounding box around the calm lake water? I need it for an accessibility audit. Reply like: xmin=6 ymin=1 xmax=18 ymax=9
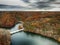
xmin=10 ymin=23 xmax=59 ymax=45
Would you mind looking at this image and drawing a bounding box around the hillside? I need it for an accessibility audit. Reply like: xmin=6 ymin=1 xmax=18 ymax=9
xmin=0 ymin=11 xmax=60 ymax=42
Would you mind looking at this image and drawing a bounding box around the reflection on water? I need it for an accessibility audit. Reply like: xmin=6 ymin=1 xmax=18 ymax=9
xmin=11 ymin=32 xmax=59 ymax=45
xmin=10 ymin=23 xmax=59 ymax=45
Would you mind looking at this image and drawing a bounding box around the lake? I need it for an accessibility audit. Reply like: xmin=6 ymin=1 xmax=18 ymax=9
xmin=10 ymin=23 xmax=59 ymax=45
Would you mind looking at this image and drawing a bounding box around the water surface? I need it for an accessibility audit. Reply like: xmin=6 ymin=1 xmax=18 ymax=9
xmin=10 ymin=23 xmax=59 ymax=45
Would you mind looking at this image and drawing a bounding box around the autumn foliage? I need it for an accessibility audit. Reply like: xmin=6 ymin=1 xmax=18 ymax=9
xmin=0 ymin=12 xmax=17 ymax=28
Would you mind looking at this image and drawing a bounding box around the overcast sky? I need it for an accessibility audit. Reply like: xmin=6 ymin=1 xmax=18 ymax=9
xmin=0 ymin=0 xmax=21 ymax=5
xmin=0 ymin=0 xmax=34 ymax=7
xmin=0 ymin=0 xmax=60 ymax=5
xmin=0 ymin=0 xmax=60 ymax=11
